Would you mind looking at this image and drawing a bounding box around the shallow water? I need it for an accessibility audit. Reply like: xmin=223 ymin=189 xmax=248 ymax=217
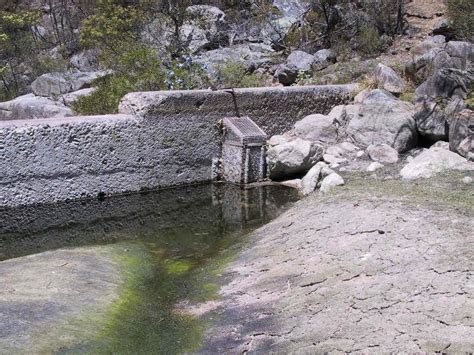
xmin=0 ymin=184 xmax=298 ymax=353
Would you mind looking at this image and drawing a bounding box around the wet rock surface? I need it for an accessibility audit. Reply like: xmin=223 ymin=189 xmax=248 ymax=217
xmin=202 ymin=175 xmax=474 ymax=353
xmin=0 ymin=246 xmax=124 ymax=354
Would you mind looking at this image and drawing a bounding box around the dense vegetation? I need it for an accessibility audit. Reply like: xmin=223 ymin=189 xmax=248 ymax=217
xmin=447 ymin=0 xmax=474 ymax=42
xmin=3 ymin=0 xmax=470 ymax=114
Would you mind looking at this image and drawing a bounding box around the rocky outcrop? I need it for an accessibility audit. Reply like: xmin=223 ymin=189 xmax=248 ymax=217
xmin=31 ymin=71 xmax=108 ymax=98
xmin=414 ymin=97 xmax=465 ymax=142
xmin=336 ymin=91 xmax=418 ymax=153
xmin=0 ymin=94 xmax=73 ymax=120
xmin=415 ymin=68 xmax=473 ymax=100
xmin=449 ymin=109 xmax=474 ymax=161
xmin=267 ymin=137 xmax=324 ymax=180
xmin=181 ymin=5 xmax=228 ymax=53
xmin=405 ymin=38 xmax=472 ymax=85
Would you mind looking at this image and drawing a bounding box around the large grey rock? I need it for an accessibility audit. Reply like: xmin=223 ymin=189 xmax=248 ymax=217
xmin=31 ymin=71 xmax=108 ymax=97
xmin=334 ymin=92 xmax=418 ymax=153
xmin=70 ymin=50 xmax=100 ymax=71
xmin=313 ymin=49 xmax=337 ymax=71
xmin=415 ymin=68 xmax=473 ymax=100
xmin=275 ymin=50 xmax=315 ymax=85
xmin=449 ymin=109 xmax=474 ymax=161
xmin=0 ymin=94 xmax=73 ymax=120
xmin=400 ymin=146 xmax=474 ymax=180
xmin=414 ymin=97 xmax=465 ymax=142
xmin=286 ymin=50 xmax=315 ymax=71
xmin=294 ymin=113 xmax=337 ymax=144
xmin=374 ymin=63 xmax=406 ymax=94
xmin=445 ymin=41 xmax=474 ymax=62
xmin=61 ymin=88 xmax=97 ymax=107
xmin=367 ymin=144 xmax=399 ymax=163
xmin=180 ymin=5 xmax=227 ymax=53
xmin=267 ymin=137 xmax=323 ymax=180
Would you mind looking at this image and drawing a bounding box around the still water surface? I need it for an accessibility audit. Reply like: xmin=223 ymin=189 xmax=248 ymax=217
xmin=0 ymin=184 xmax=298 ymax=353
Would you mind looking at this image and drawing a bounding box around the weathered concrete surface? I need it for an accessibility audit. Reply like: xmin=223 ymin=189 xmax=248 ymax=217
xmin=0 ymin=114 xmax=219 ymax=207
xmin=0 ymin=245 xmax=124 ymax=354
xmin=119 ymin=85 xmax=356 ymax=136
xmin=201 ymin=174 xmax=474 ymax=353
xmin=1 ymin=85 xmax=354 ymax=207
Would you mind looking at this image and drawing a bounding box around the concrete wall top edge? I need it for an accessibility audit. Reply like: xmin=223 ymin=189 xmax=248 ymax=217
xmin=118 ymin=84 xmax=358 ymax=117
xmin=0 ymin=114 xmax=136 ymax=129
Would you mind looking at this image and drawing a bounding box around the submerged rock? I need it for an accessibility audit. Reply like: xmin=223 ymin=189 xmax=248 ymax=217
xmin=0 ymin=245 xmax=125 ymax=353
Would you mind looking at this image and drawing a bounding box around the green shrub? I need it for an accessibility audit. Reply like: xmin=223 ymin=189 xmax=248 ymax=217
xmin=447 ymin=0 xmax=474 ymax=41
xmin=357 ymin=25 xmax=383 ymax=57
xmin=214 ymin=61 xmax=266 ymax=89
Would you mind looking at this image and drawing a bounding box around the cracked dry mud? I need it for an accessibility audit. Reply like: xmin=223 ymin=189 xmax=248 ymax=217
xmin=201 ymin=174 xmax=474 ymax=353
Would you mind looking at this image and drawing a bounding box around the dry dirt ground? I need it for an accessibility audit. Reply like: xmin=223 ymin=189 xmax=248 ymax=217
xmin=201 ymin=172 xmax=474 ymax=353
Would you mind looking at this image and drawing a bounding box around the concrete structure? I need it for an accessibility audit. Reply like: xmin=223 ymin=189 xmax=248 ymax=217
xmin=222 ymin=116 xmax=267 ymax=184
xmin=0 ymin=85 xmax=356 ymax=207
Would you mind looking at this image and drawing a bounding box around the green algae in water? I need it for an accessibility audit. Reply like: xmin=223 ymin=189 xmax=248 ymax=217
xmin=0 ymin=184 xmax=299 ymax=354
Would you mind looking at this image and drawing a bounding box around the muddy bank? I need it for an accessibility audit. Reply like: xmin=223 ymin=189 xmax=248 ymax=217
xmin=201 ymin=173 xmax=474 ymax=353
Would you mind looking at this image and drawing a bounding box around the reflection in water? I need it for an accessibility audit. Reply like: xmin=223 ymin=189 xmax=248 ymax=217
xmin=0 ymin=184 xmax=298 ymax=353
xmin=0 ymin=184 xmax=298 ymax=261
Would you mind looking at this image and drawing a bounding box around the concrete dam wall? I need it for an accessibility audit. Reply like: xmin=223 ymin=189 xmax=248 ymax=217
xmin=0 ymin=85 xmax=355 ymax=208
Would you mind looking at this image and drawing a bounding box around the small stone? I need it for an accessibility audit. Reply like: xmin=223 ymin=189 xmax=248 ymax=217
xmin=366 ymin=162 xmax=384 ymax=172
xmin=319 ymin=173 xmax=345 ymax=194
xmin=356 ymin=151 xmax=365 ymax=158
xmin=323 ymin=154 xmax=347 ymax=165
xmin=367 ymin=144 xmax=399 ymax=163
xmin=462 ymin=176 xmax=473 ymax=184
